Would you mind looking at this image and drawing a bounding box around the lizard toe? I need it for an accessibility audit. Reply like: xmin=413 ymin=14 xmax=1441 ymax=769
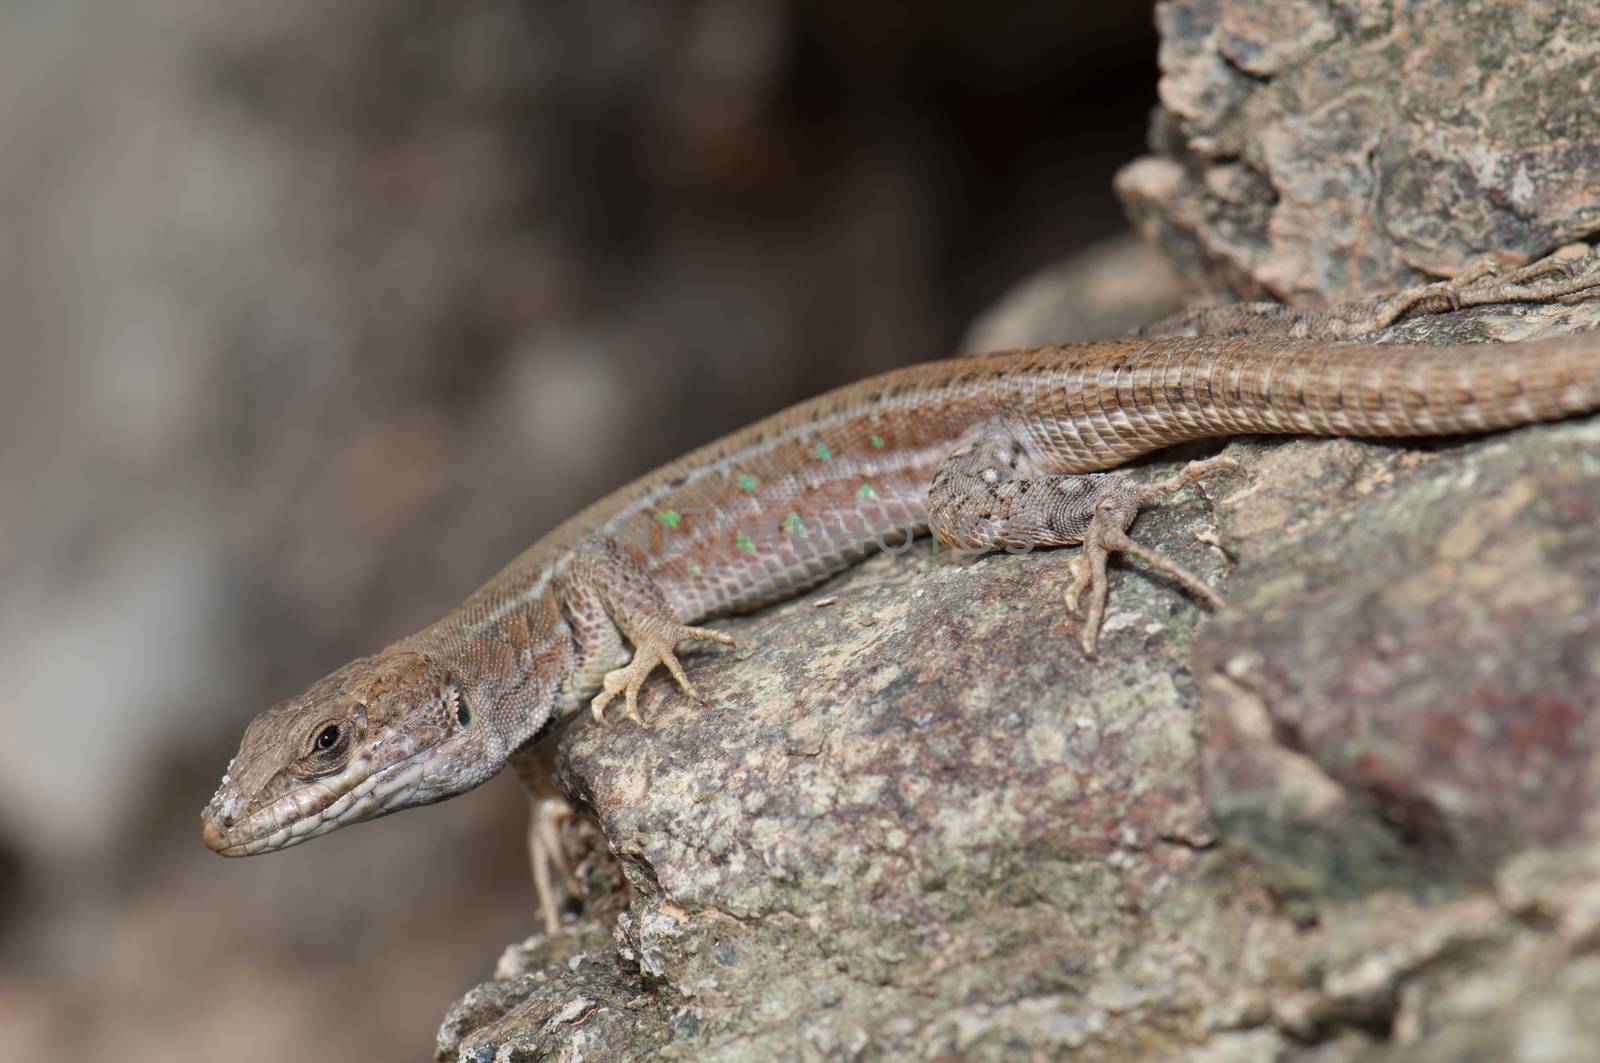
xmin=589 ymin=623 xmax=731 ymax=726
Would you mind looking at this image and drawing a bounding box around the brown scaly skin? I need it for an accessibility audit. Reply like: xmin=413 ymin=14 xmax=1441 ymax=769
xmin=200 ymin=651 xmax=514 ymax=856
xmin=203 ymin=247 xmax=1600 ymax=930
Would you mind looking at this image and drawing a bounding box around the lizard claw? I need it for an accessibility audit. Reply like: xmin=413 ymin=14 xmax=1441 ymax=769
xmin=590 ymin=624 xmax=735 ymax=726
xmin=1063 ymin=555 xmax=1092 ymax=618
xmin=1138 ymin=457 xmax=1247 ymax=503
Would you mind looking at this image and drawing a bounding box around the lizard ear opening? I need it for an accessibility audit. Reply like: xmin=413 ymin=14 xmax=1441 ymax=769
xmin=446 ymin=679 xmax=473 ymax=728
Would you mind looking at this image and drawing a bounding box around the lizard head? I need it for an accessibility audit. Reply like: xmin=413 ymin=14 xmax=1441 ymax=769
xmin=201 ymin=648 xmax=503 ymax=856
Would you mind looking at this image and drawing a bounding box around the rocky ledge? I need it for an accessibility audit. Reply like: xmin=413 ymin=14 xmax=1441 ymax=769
xmin=436 ymin=293 xmax=1600 ymax=1061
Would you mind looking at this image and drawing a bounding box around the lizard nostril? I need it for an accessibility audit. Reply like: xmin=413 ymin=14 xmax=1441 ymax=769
xmin=222 ymin=815 xmax=234 ymax=829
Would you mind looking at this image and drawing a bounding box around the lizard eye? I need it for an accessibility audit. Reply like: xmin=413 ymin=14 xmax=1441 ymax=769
xmin=447 ymin=680 xmax=473 ymax=727
xmin=298 ymin=719 xmax=350 ymax=776
xmin=314 ymin=723 xmax=342 ymax=752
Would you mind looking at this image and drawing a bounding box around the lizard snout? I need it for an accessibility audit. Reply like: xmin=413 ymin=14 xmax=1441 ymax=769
xmin=200 ymin=813 xmax=230 ymax=853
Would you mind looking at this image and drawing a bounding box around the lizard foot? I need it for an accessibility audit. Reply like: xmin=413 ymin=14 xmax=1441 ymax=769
xmin=1340 ymin=244 xmax=1600 ymax=332
xmin=1137 ymin=457 xmax=1246 ymax=505
xmin=590 ymin=621 xmax=735 ymax=725
xmin=1064 ymin=459 xmax=1239 ymax=656
xmin=1138 ymin=244 xmax=1600 ymax=340
xmin=530 ymin=794 xmax=579 ymax=936
xmin=928 ymin=427 xmax=1243 ymax=656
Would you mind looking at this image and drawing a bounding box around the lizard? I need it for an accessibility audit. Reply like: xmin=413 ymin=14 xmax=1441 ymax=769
xmin=202 ymin=246 xmax=1600 ymax=933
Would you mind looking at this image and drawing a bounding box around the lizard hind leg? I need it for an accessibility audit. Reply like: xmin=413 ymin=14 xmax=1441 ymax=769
xmin=1063 ymin=458 xmax=1239 ymax=654
xmin=1142 ymin=244 xmax=1600 ymax=340
xmin=929 ymin=431 xmax=1240 ymax=655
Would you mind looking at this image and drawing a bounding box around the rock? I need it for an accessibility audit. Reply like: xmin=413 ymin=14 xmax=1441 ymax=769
xmin=435 ymin=12 xmax=1600 ymax=1051
xmin=1118 ymin=0 xmax=1600 ymax=304
xmin=438 ymin=291 xmax=1600 ymax=1061
xmin=1197 ymin=296 xmax=1600 ymax=913
xmin=959 ymin=234 xmax=1189 ymax=351
xmin=445 ymin=481 xmax=1225 ymax=1060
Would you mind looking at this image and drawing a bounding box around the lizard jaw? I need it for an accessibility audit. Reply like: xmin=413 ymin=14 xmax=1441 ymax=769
xmin=202 ymin=751 xmax=432 ymax=856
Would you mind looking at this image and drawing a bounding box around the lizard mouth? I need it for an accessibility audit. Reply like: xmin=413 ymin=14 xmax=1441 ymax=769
xmin=202 ymin=749 xmax=433 ymax=857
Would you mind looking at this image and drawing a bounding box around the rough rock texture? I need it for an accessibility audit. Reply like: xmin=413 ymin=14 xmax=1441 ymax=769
xmin=438 ymin=292 xmax=1600 ymax=1061
xmin=1117 ymin=0 xmax=1600 ymax=304
xmin=432 ymin=5 xmax=1600 ymax=1056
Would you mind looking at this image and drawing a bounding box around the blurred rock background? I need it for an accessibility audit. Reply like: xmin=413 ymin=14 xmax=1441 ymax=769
xmin=0 ymin=3 xmax=1163 ymax=1060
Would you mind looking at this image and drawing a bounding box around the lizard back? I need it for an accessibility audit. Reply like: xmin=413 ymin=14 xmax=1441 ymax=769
xmin=443 ymin=330 xmax=1600 ymax=632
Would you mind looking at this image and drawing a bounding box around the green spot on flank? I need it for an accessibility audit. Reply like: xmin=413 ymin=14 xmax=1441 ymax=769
xmin=869 ymin=434 xmax=884 ymax=449
xmin=784 ymin=512 xmax=806 ymax=537
xmin=738 ymin=474 xmax=760 ymax=493
xmin=857 ymin=484 xmax=877 ymax=501
xmin=687 ymin=562 xmax=702 ymax=576
xmin=656 ymin=509 xmax=683 ymax=529
xmin=815 ymin=443 xmax=832 ymax=461
xmin=735 ymin=534 xmax=757 ymax=555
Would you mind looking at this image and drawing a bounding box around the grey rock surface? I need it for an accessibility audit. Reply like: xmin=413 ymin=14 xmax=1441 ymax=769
xmin=1118 ymin=0 xmax=1600 ymax=304
xmin=433 ymin=7 xmax=1600 ymax=1055
xmin=439 ymin=295 xmax=1600 ymax=1061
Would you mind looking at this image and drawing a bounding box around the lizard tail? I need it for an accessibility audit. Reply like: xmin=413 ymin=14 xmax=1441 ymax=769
xmin=1023 ymin=331 xmax=1600 ymax=470
xmin=1219 ymin=330 xmax=1600 ymax=438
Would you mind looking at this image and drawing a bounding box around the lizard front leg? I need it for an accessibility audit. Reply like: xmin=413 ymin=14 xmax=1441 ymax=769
xmin=929 ymin=427 xmax=1240 ymax=654
xmin=559 ymin=536 xmax=734 ymax=726
xmin=507 ymin=739 xmax=580 ymax=935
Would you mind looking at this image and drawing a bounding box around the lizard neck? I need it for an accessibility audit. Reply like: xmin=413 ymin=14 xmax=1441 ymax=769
xmin=413 ymin=586 xmax=580 ymax=764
